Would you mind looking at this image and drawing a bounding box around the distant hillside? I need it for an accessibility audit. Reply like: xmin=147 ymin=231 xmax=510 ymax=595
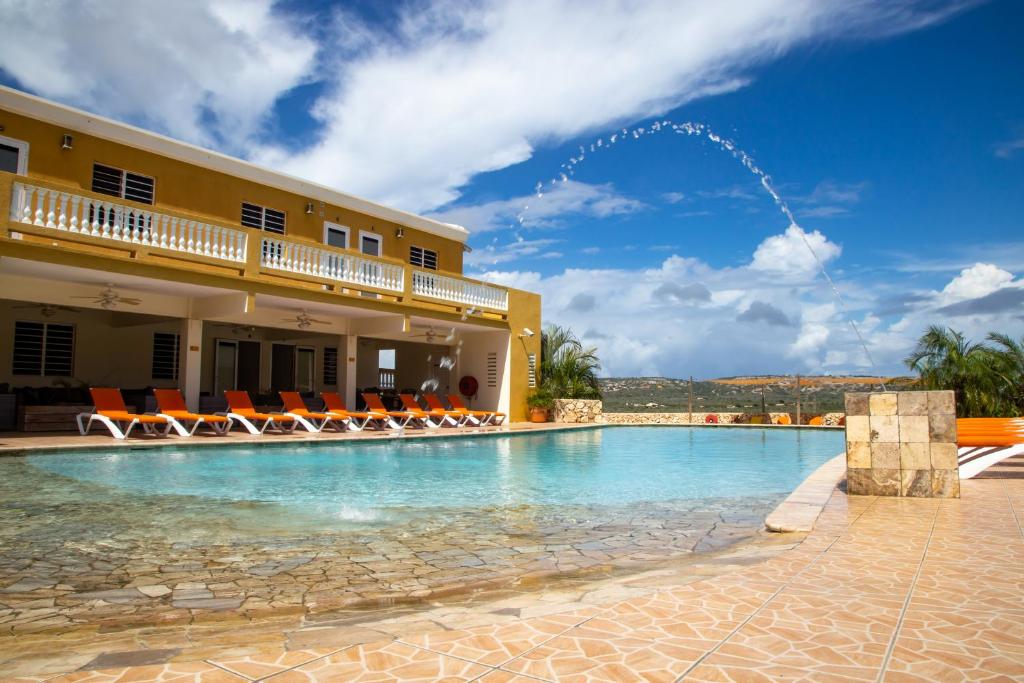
xmin=599 ymin=375 xmax=913 ymax=413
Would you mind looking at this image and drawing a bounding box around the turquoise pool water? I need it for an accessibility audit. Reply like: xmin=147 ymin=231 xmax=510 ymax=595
xmin=25 ymin=427 xmax=842 ymax=523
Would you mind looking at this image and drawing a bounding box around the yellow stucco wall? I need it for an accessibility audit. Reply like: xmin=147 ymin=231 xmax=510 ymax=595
xmin=0 ymin=108 xmax=464 ymax=273
xmin=505 ymin=288 xmax=542 ymax=422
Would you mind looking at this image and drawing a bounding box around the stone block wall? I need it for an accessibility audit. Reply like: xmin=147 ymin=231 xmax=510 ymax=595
xmin=845 ymin=391 xmax=959 ymax=498
xmin=553 ymin=399 xmax=604 ymax=423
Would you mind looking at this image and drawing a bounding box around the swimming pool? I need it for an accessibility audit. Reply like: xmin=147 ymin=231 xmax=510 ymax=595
xmin=0 ymin=426 xmax=843 ymax=628
xmin=24 ymin=426 xmax=842 ymax=524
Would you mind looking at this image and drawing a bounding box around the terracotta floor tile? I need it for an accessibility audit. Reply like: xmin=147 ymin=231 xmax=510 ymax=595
xmin=399 ymin=612 xmax=588 ymax=666
xmin=204 ymin=648 xmax=339 ymax=680
xmin=263 ymin=641 xmax=489 ymax=682
xmin=882 ymin=635 xmax=1024 ymax=682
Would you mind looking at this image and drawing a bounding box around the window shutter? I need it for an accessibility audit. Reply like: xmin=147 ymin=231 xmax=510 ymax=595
xmin=152 ymin=332 xmax=181 ymax=380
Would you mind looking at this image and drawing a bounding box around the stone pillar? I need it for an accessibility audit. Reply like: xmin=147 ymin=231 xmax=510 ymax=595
xmin=845 ymin=391 xmax=959 ymax=498
xmin=180 ymin=319 xmax=203 ymax=412
xmin=343 ymin=335 xmax=358 ymax=409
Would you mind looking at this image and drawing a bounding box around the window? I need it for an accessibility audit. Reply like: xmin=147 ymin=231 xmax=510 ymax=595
xmin=324 ymin=222 xmax=349 ymax=249
xmin=0 ymin=135 xmax=29 ymax=175
xmin=151 ymin=332 xmax=180 ymax=381
xmin=410 ymin=245 xmax=438 ymax=270
xmin=323 ymin=346 xmax=338 ymax=385
xmin=13 ymin=321 xmax=74 ymax=376
xmin=527 ymin=352 xmax=537 ymax=388
xmin=486 ymin=351 xmax=497 ymax=388
xmin=241 ymin=202 xmax=286 ymax=234
xmin=91 ymin=163 xmax=155 ymax=204
xmin=378 ymin=348 xmax=395 ymax=389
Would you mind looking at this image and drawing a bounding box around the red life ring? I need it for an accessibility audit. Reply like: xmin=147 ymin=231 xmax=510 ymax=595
xmin=459 ymin=376 xmax=479 ymax=397
xmin=705 ymin=414 xmax=719 ymax=424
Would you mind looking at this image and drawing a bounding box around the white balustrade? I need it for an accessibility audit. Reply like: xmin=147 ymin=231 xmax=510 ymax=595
xmin=9 ymin=182 xmax=247 ymax=263
xmin=412 ymin=270 xmax=509 ymax=311
xmin=261 ymin=237 xmax=405 ymax=293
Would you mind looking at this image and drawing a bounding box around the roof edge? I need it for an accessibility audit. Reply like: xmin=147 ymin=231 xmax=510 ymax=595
xmin=0 ymin=86 xmax=470 ymax=242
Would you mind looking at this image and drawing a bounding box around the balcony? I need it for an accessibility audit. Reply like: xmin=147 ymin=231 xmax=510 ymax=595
xmin=3 ymin=177 xmax=509 ymax=314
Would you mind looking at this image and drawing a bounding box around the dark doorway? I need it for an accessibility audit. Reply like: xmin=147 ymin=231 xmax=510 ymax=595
xmin=271 ymin=343 xmax=295 ymax=392
xmin=237 ymin=341 xmax=261 ymax=394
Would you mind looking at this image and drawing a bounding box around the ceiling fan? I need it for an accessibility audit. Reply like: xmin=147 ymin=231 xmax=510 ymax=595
xmin=408 ymin=325 xmax=457 ymax=344
xmin=282 ymin=309 xmax=329 ymax=330
xmin=12 ymin=303 xmax=80 ymax=317
xmin=71 ymin=285 xmax=141 ymax=309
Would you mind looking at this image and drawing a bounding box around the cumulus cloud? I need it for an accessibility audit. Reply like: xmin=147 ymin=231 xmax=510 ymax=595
xmin=0 ymin=0 xmax=316 ymax=151
xmin=749 ymin=225 xmax=842 ymax=275
xmin=652 ymin=282 xmax=712 ymax=304
xmin=939 ymin=263 xmax=1016 ymax=303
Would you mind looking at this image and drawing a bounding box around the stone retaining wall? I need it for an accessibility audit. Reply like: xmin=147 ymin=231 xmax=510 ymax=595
xmin=553 ymin=399 xmax=604 ymax=423
xmin=604 ymin=412 xmax=845 ymax=425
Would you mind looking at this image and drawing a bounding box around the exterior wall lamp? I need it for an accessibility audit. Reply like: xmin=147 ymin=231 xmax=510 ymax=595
xmin=395 ymin=227 xmax=404 ymax=238
xmin=61 ymin=133 xmax=73 ymax=150
xmin=304 ymin=201 xmax=315 ymax=214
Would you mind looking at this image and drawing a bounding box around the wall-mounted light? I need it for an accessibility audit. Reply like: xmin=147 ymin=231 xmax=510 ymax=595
xmin=395 ymin=227 xmax=405 ymax=238
xmin=304 ymin=201 xmax=315 ymax=214
xmin=519 ymin=327 xmax=535 ymax=338
xmin=61 ymin=133 xmax=73 ymax=150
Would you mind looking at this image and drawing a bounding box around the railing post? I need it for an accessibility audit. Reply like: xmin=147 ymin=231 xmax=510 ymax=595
xmin=402 ymin=265 xmax=413 ymax=302
xmin=243 ymin=232 xmax=261 ymax=277
xmin=0 ymin=173 xmax=14 ymax=238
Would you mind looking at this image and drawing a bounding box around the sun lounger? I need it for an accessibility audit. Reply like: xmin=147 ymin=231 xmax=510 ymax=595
xmin=362 ymin=393 xmax=433 ymax=429
xmin=446 ymin=394 xmax=505 ymax=426
xmin=958 ymin=443 xmax=1024 ymax=479
xmin=279 ymin=392 xmax=353 ymax=432
xmin=221 ymin=391 xmax=296 ymax=435
xmin=423 ymin=394 xmax=471 ymax=426
xmin=77 ymin=387 xmax=186 ymax=439
xmin=400 ymin=393 xmax=460 ymax=427
xmin=319 ymin=392 xmax=376 ymax=431
xmin=153 ymin=389 xmax=233 ymax=435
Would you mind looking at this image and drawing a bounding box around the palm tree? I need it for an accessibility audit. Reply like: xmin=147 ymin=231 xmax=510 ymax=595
xmin=904 ymin=326 xmax=1004 ymax=417
xmin=540 ymin=324 xmax=602 ymax=399
xmin=987 ymin=332 xmax=1024 ymax=414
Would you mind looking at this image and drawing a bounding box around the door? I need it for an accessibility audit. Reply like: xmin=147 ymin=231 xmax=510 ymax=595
xmin=0 ymin=135 xmax=28 ymax=175
xmin=271 ymin=343 xmax=295 ymax=393
xmin=237 ymin=341 xmax=261 ymax=395
xmin=296 ymin=347 xmax=315 ymax=393
xmin=214 ymin=341 xmax=237 ymax=395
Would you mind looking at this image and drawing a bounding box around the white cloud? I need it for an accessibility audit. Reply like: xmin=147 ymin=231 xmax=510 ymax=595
xmin=427 ymin=180 xmax=644 ymax=234
xmin=939 ymin=263 xmax=1016 ymax=303
xmin=0 ymin=0 xmax=316 ymax=151
xmin=749 ymin=225 xmax=842 ymax=275
xmin=251 ymin=0 xmax=972 ymax=212
xmin=994 ymin=136 xmax=1024 ymax=159
xmin=464 ymin=237 xmax=563 ymax=267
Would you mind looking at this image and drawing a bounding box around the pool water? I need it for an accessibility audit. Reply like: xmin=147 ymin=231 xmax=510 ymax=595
xmin=26 ymin=426 xmax=842 ymax=524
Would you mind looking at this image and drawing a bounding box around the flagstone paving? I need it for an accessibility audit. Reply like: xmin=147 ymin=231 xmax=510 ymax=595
xmin=1 ymin=453 xmax=1021 ymax=681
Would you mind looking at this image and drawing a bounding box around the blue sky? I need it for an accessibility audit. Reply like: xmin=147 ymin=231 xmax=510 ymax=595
xmin=2 ymin=0 xmax=1022 ymax=378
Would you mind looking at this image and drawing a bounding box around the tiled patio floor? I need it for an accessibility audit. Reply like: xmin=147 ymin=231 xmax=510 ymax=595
xmin=3 ymin=455 xmax=1021 ymax=682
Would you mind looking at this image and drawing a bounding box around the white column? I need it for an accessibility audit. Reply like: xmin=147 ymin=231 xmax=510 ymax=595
xmin=343 ymin=334 xmax=358 ymax=409
xmin=180 ymin=319 xmax=203 ymax=411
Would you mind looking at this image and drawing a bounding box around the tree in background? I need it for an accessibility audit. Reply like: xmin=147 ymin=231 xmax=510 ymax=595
xmin=540 ymin=324 xmax=602 ymax=399
xmin=905 ymin=325 xmax=1023 ymax=417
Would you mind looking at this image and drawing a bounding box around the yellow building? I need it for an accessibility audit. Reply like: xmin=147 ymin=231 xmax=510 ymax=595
xmin=0 ymin=86 xmax=541 ymax=424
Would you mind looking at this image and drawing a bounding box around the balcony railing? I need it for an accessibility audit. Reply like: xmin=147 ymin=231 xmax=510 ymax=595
xmin=260 ymin=236 xmax=404 ymax=293
xmin=5 ymin=179 xmax=509 ymax=313
xmin=412 ymin=269 xmax=508 ymax=311
xmin=9 ymin=181 xmax=247 ymax=263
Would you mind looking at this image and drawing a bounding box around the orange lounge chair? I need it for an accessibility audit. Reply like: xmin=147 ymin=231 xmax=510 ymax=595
xmin=320 ymin=392 xmax=382 ymax=430
xmin=362 ymin=393 xmax=429 ymax=429
xmin=423 ymin=394 xmax=471 ymax=427
xmin=446 ymin=394 xmax=505 ymax=426
xmin=153 ymin=389 xmax=232 ymax=435
xmin=279 ymin=392 xmax=352 ymax=432
xmin=400 ymin=393 xmax=458 ymax=428
xmin=221 ymin=391 xmax=296 ymax=435
xmin=77 ymin=387 xmax=184 ymax=439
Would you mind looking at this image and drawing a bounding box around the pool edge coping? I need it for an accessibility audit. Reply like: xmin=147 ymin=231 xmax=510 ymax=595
xmin=764 ymin=451 xmax=847 ymax=533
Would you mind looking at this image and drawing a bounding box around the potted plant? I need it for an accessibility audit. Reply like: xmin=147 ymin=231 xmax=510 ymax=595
xmin=527 ymin=387 xmax=554 ymax=423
